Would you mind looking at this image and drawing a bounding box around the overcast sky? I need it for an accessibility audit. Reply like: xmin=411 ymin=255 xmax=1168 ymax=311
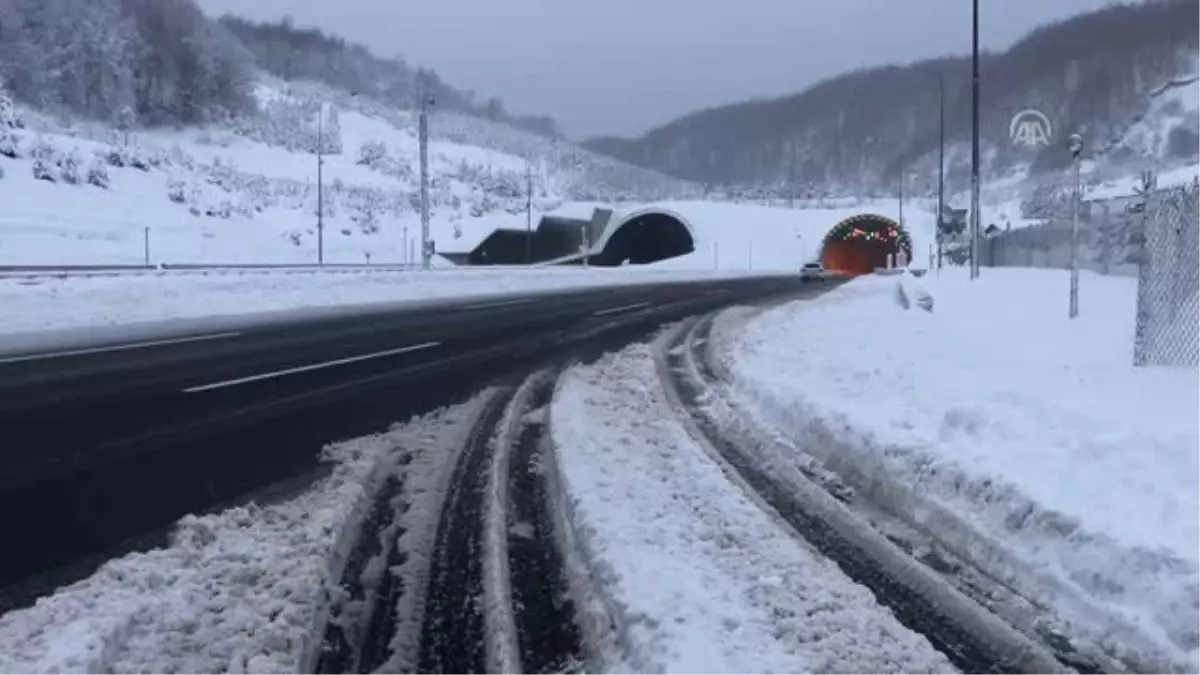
xmin=197 ymin=0 xmax=1118 ymax=139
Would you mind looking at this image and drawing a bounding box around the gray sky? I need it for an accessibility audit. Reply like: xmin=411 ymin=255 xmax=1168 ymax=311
xmin=198 ymin=0 xmax=1119 ymax=139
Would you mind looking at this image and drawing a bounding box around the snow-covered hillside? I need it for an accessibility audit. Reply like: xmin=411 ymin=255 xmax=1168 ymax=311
xmin=0 ymin=78 xmax=706 ymax=267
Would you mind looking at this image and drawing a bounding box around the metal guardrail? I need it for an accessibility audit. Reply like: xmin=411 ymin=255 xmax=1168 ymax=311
xmin=0 ymin=262 xmax=425 ymax=280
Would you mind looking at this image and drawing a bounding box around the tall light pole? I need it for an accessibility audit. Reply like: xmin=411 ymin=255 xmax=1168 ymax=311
xmin=933 ymin=71 xmax=945 ymax=270
xmin=525 ymin=158 xmax=533 ymax=264
xmin=317 ymin=103 xmax=325 ymax=265
xmin=1068 ymin=133 xmax=1083 ymax=319
xmin=969 ymin=0 xmax=982 ymax=279
xmin=788 ymin=138 xmax=797 ymax=209
xmin=898 ymin=155 xmax=905 ymax=227
xmin=418 ymin=94 xmax=434 ymax=270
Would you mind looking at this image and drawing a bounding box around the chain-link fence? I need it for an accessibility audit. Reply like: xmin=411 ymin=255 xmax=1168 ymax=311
xmin=984 ymin=180 xmax=1142 ymax=276
xmin=986 ymin=174 xmax=1198 ymax=367
xmin=1132 ymin=180 xmax=1199 ymax=367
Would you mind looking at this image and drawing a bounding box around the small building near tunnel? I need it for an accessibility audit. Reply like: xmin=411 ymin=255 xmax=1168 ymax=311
xmin=820 ymin=213 xmax=913 ymax=275
xmin=451 ymin=206 xmax=696 ymax=267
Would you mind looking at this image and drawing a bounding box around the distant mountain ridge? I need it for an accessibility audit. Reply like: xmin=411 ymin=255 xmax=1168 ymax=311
xmin=583 ymin=0 xmax=1200 ymax=191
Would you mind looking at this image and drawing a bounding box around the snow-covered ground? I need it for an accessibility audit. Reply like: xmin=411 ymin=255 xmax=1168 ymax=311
xmin=550 ymin=343 xmax=956 ymax=673
xmin=713 ymin=267 xmax=1199 ymax=670
xmin=0 ymin=397 xmax=487 ymax=674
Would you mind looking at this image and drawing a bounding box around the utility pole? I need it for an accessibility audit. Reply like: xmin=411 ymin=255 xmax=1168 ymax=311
xmin=525 ymin=159 xmax=533 ymax=264
xmin=419 ymin=94 xmax=434 ymax=270
xmin=969 ymin=0 xmax=982 ymax=280
xmin=898 ymin=156 xmax=905 ymax=227
xmin=1068 ymin=133 xmax=1084 ymax=319
xmin=935 ymin=71 xmax=945 ymax=270
xmin=317 ymin=103 xmax=325 ymax=265
xmin=788 ymin=138 xmax=797 ymax=208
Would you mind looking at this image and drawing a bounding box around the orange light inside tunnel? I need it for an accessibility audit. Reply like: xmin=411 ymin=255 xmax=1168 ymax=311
xmin=821 ymin=241 xmax=899 ymax=276
xmin=820 ymin=214 xmax=909 ymax=276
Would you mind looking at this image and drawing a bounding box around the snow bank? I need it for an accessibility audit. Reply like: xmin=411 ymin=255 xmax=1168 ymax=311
xmin=716 ymin=267 xmax=1199 ymax=670
xmin=0 ymin=401 xmax=480 ymax=674
xmin=550 ymin=344 xmax=956 ymax=674
xmin=0 ymin=266 xmax=773 ymax=337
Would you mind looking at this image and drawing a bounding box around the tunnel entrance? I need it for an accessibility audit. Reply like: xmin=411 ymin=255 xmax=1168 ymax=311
xmin=590 ymin=210 xmax=695 ymax=266
xmin=820 ymin=214 xmax=912 ymax=275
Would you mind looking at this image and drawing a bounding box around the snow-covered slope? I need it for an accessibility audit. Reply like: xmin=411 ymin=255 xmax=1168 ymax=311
xmin=0 ymin=82 xmax=571 ymax=265
xmin=0 ymin=78 xmax=706 ymax=267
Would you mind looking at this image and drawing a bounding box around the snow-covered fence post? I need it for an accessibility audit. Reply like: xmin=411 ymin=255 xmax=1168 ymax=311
xmin=1132 ymin=199 xmax=1152 ymax=366
xmin=143 ymin=227 xmax=150 ymax=266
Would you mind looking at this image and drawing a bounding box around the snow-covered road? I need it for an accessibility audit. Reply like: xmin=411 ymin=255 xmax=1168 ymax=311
xmin=2 ymin=267 xmax=1191 ymax=674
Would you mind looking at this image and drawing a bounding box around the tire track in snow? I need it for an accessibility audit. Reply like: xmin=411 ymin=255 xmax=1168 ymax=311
xmin=416 ymin=388 xmax=514 ymax=673
xmin=412 ymin=370 xmax=587 ymax=674
xmin=657 ymin=316 xmax=1069 ymax=675
xmin=500 ymin=371 xmax=585 ymax=674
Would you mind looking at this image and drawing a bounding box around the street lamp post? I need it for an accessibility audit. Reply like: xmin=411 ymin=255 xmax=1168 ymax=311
xmin=525 ymin=158 xmax=533 ymax=264
xmin=1068 ymin=133 xmax=1083 ymax=319
xmin=317 ymin=103 xmax=325 ymax=265
xmin=933 ymin=71 xmax=945 ymax=270
xmin=788 ymin=138 xmax=797 ymax=209
xmin=419 ymin=94 xmax=434 ymax=270
xmin=969 ymin=0 xmax=982 ymax=280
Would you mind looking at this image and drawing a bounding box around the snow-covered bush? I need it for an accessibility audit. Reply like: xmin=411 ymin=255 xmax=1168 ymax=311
xmin=103 ymin=145 xmax=152 ymax=171
xmin=58 ymin=150 xmax=81 ymax=185
xmin=167 ymin=178 xmax=187 ymax=203
xmin=31 ymin=137 xmax=55 ymax=182
xmin=0 ymin=129 xmax=19 ymax=158
xmin=105 ymin=148 xmax=126 ymax=167
xmin=357 ymin=141 xmax=387 ymax=167
xmin=33 ymin=157 xmax=54 ymax=182
xmin=0 ymin=92 xmax=22 ymax=130
xmin=87 ymin=157 xmax=111 ymax=189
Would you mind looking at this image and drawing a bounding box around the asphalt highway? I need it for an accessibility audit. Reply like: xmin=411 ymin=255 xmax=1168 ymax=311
xmin=0 ymin=274 xmax=817 ymax=605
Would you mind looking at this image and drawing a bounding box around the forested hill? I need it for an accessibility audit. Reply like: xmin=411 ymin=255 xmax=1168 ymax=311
xmin=584 ymin=0 xmax=1200 ymax=189
xmin=0 ymin=0 xmax=560 ymax=137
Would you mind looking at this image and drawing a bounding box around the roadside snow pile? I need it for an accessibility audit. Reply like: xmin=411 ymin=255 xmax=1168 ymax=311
xmin=550 ymin=344 xmax=956 ymax=674
xmin=892 ymin=270 xmax=934 ymax=312
xmin=715 ymin=267 xmax=1199 ymax=671
xmin=0 ymin=400 xmax=480 ymax=675
xmin=0 ymin=267 xmax=771 ymax=337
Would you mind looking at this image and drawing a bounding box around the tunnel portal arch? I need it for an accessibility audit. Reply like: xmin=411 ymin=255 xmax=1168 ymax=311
xmin=590 ymin=207 xmax=696 ymax=266
xmin=820 ymin=213 xmax=913 ymax=275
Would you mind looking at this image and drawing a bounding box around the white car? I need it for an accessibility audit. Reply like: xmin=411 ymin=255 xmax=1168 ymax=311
xmin=799 ymin=262 xmax=827 ymax=282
